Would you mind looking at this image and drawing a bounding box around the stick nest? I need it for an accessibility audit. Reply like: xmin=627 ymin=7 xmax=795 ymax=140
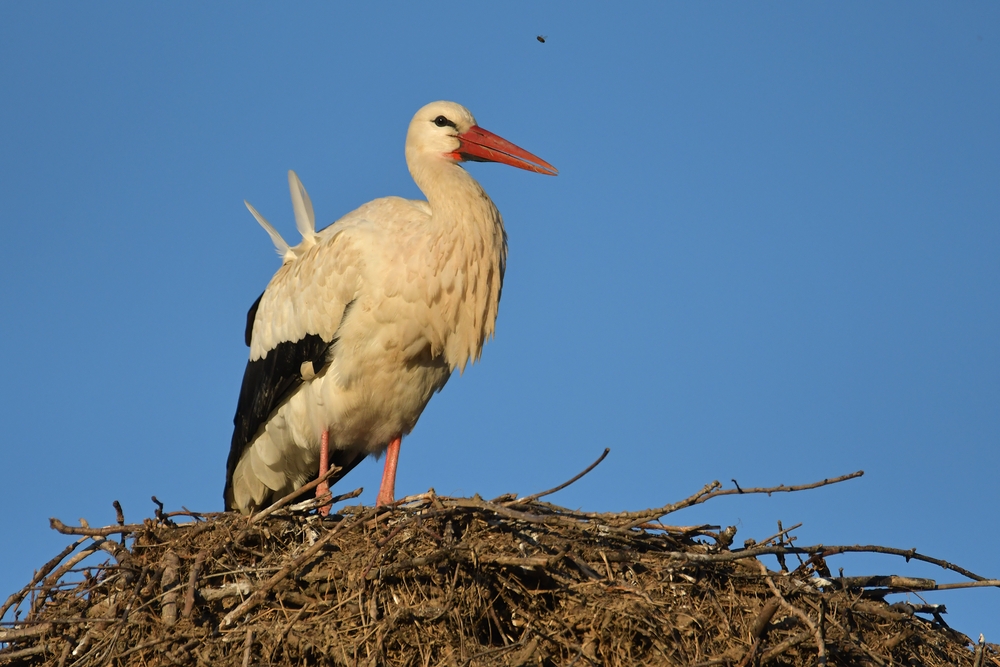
xmin=2 ymin=476 xmax=998 ymax=666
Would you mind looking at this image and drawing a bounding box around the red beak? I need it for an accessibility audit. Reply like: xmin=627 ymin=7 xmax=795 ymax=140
xmin=453 ymin=126 xmax=558 ymax=176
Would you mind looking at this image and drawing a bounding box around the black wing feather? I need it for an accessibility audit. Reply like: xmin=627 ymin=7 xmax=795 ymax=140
xmin=245 ymin=291 xmax=264 ymax=347
xmin=224 ymin=295 xmax=360 ymax=510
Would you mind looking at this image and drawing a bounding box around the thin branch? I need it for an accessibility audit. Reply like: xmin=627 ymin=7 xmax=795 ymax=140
xmin=808 ymin=544 xmax=992 ymax=583
xmin=112 ymin=501 xmax=126 ymax=546
xmin=732 ymin=471 xmax=864 ymax=495
xmin=181 ymin=551 xmax=207 ymax=619
xmin=620 ymin=481 xmax=722 ymax=528
xmin=815 ymin=575 xmax=937 ymax=590
xmin=930 ymin=580 xmax=1000 ymax=591
xmin=241 ymin=627 xmax=253 ymax=667
xmin=164 ymin=509 xmax=224 ymax=520
xmin=446 ymin=498 xmax=565 ymax=524
xmin=653 ymin=542 xmax=996 ymax=586
xmin=48 ymin=518 xmax=146 ymax=537
xmin=513 ymin=448 xmax=610 ymax=504
xmin=393 ymin=490 xmax=439 ymax=507
xmin=280 ymin=487 xmax=364 ymax=516
xmin=634 ymin=522 xmax=720 ymax=536
xmin=0 ymin=537 xmax=86 ymax=619
xmin=623 ymin=471 xmax=864 ymax=529
xmin=437 ymin=497 xmax=612 ymax=534
xmin=248 ymin=466 xmax=345 ymax=523
xmin=759 ymin=522 xmax=803 ymax=546
xmin=107 ymin=637 xmax=172 ymax=660
xmin=31 ymin=539 xmax=116 ymax=615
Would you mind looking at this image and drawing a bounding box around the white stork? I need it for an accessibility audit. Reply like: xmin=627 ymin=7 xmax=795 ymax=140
xmin=224 ymin=101 xmax=557 ymax=514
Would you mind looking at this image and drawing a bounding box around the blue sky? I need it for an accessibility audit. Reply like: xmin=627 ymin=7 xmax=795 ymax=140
xmin=2 ymin=3 xmax=998 ymax=640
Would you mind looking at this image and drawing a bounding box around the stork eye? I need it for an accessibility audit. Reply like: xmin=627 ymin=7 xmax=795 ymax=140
xmin=433 ymin=115 xmax=456 ymax=129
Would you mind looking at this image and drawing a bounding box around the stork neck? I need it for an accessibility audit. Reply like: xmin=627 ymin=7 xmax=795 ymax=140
xmin=411 ymin=159 xmax=499 ymax=231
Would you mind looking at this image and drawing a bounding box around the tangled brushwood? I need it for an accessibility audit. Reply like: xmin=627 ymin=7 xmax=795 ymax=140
xmin=2 ymin=457 xmax=998 ymax=666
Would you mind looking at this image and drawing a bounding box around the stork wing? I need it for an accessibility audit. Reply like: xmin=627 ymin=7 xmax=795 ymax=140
xmin=224 ymin=320 xmax=367 ymax=508
xmin=223 ymin=222 xmax=369 ymax=509
xmin=225 ymin=326 xmax=332 ymax=501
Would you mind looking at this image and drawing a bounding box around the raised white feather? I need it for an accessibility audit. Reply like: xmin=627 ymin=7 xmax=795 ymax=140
xmin=244 ymin=170 xmax=319 ymax=263
xmin=288 ymin=170 xmax=318 ymax=249
xmin=244 ymin=200 xmax=292 ymax=261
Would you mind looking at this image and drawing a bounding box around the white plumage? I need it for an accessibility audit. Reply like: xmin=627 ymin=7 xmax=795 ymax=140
xmin=225 ymin=101 xmax=556 ymax=514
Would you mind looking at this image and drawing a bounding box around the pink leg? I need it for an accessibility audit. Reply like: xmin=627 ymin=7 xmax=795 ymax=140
xmin=317 ymin=430 xmax=331 ymax=516
xmin=376 ymin=435 xmax=402 ymax=507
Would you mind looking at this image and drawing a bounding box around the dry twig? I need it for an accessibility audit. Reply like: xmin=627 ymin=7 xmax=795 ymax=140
xmin=513 ymin=447 xmax=610 ymax=504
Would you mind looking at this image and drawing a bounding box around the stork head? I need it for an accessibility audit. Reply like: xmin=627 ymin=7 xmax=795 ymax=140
xmin=405 ymin=101 xmax=557 ymax=176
